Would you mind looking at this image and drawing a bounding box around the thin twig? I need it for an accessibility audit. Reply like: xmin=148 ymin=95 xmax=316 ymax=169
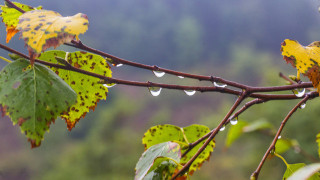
xmin=4 ymin=0 xmax=25 ymax=13
xmin=279 ymin=72 xmax=296 ymax=84
xmin=250 ymin=91 xmax=317 ymax=179
xmin=172 ymin=91 xmax=248 ymax=179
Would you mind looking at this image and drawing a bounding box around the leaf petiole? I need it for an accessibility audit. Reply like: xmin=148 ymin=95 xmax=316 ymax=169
xmin=0 ymin=56 xmax=12 ymax=63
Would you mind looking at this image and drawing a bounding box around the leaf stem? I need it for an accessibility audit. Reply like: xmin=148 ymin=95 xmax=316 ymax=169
xmin=0 ymin=56 xmax=12 ymax=63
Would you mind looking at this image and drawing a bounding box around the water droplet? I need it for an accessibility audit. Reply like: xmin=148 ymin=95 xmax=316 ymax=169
xmin=184 ymin=90 xmax=196 ymax=96
xmin=103 ymin=83 xmax=116 ymax=88
xmin=300 ymin=103 xmax=306 ymax=109
xmin=213 ymin=82 xmax=227 ymax=88
xmin=230 ymin=118 xmax=238 ymax=125
xmin=153 ymin=71 xmax=165 ymax=77
xmin=278 ymin=135 xmax=281 ymax=139
xmin=148 ymin=87 xmax=162 ymax=96
xmin=178 ymin=76 xmax=184 ymax=79
xmin=116 ymin=63 xmax=123 ymax=67
xmin=292 ymin=88 xmax=305 ymax=97
xmin=219 ymin=125 xmax=226 ymax=131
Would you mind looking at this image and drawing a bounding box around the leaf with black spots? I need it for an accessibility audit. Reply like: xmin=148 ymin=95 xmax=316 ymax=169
xmin=135 ymin=141 xmax=181 ymax=180
xmin=142 ymin=124 xmax=215 ymax=176
xmin=281 ymin=39 xmax=320 ymax=93
xmin=0 ymin=59 xmax=76 ymax=147
xmin=0 ymin=2 xmax=41 ymax=43
xmin=16 ymin=10 xmax=89 ymax=64
xmin=38 ymin=50 xmax=112 ymax=130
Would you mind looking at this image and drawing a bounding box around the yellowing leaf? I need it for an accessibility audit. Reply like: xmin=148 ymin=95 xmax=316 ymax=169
xmin=16 ymin=10 xmax=89 ymax=63
xmin=0 ymin=2 xmax=41 ymax=43
xmin=38 ymin=51 xmax=112 ymax=130
xmin=281 ymin=39 xmax=320 ymax=92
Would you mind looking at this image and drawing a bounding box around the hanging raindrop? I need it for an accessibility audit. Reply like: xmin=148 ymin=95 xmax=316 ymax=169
xmin=116 ymin=63 xmax=123 ymax=67
xmin=148 ymin=87 xmax=162 ymax=96
xmin=230 ymin=118 xmax=238 ymax=125
xmin=292 ymin=88 xmax=305 ymax=97
xmin=278 ymin=135 xmax=282 ymax=139
xmin=213 ymin=82 xmax=227 ymax=88
xmin=104 ymin=83 xmax=116 ymax=88
xmin=219 ymin=125 xmax=226 ymax=131
xmin=300 ymin=103 xmax=306 ymax=109
xmin=178 ymin=76 xmax=184 ymax=79
xmin=153 ymin=71 xmax=165 ymax=78
xmin=184 ymin=90 xmax=196 ymax=96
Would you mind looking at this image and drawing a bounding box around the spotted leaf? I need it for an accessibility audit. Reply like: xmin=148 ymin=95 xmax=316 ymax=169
xmin=0 ymin=59 xmax=77 ymax=147
xmin=16 ymin=10 xmax=89 ymax=63
xmin=38 ymin=50 xmax=112 ymax=130
xmin=281 ymin=39 xmax=320 ymax=92
xmin=142 ymin=124 xmax=215 ymax=176
xmin=0 ymin=2 xmax=41 ymax=43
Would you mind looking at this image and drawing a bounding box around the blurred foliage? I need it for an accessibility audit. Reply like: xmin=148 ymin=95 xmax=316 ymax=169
xmin=1 ymin=0 xmax=320 ymax=180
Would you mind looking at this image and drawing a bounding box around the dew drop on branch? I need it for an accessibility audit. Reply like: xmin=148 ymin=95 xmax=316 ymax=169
xmin=278 ymin=135 xmax=281 ymax=139
xmin=148 ymin=87 xmax=162 ymax=96
xmin=292 ymin=88 xmax=305 ymax=97
xmin=300 ymin=103 xmax=306 ymax=109
xmin=112 ymin=63 xmax=123 ymax=67
xmin=153 ymin=71 xmax=165 ymax=78
xmin=178 ymin=76 xmax=184 ymax=79
xmin=184 ymin=90 xmax=196 ymax=96
xmin=103 ymin=83 xmax=116 ymax=88
xmin=219 ymin=125 xmax=226 ymax=131
xmin=213 ymin=82 xmax=227 ymax=88
xmin=230 ymin=118 xmax=238 ymax=125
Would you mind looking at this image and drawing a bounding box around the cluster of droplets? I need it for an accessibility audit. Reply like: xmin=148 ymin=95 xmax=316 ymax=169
xmin=292 ymin=88 xmax=305 ymax=97
xmin=148 ymin=87 xmax=162 ymax=96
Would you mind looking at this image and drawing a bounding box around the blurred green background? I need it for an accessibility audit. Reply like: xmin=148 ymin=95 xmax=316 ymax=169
xmin=0 ymin=0 xmax=320 ymax=179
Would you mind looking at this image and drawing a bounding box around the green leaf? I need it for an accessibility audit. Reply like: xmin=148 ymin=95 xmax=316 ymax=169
xmin=142 ymin=124 xmax=215 ymax=175
xmin=283 ymin=163 xmax=306 ymax=180
xmin=225 ymin=120 xmax=248 ymax=147
xmin=143 ymin=157 xmax=179 ymax=180
xmin=275 ymin=139 xmax=292 ymax=154
xmin=287 ymin=163 xmax=320 ymax=180
xmin=0 ymin=59 xmax=76 ymax=147
xmin=0 ymin=2 xmax=41 ymax=43
xmin=242 ymin=119 xmax=273 ymax=133
xmin=316 ymin=133 xmax=320 ymax=158
xmin=38 ymin=50 xmax=112 ymax=130
xmin=135 ymin=142 xmax=181 ymax=180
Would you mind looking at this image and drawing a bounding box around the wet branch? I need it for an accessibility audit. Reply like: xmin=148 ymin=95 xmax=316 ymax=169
xmin=250 ymin=91 xmax=317 ymax=179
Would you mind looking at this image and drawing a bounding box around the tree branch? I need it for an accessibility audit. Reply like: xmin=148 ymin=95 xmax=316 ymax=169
xmin=172 ymin=91 xmax=248 ymax=179
xmin=250 ymin=91 xmax=317 ymax=180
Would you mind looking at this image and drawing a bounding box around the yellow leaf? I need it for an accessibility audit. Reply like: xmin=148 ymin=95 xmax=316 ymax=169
xmin=281 ymin=39 xmax=320 ymax=92
xmin=16 ymin=10 xmax=89 ymax=63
